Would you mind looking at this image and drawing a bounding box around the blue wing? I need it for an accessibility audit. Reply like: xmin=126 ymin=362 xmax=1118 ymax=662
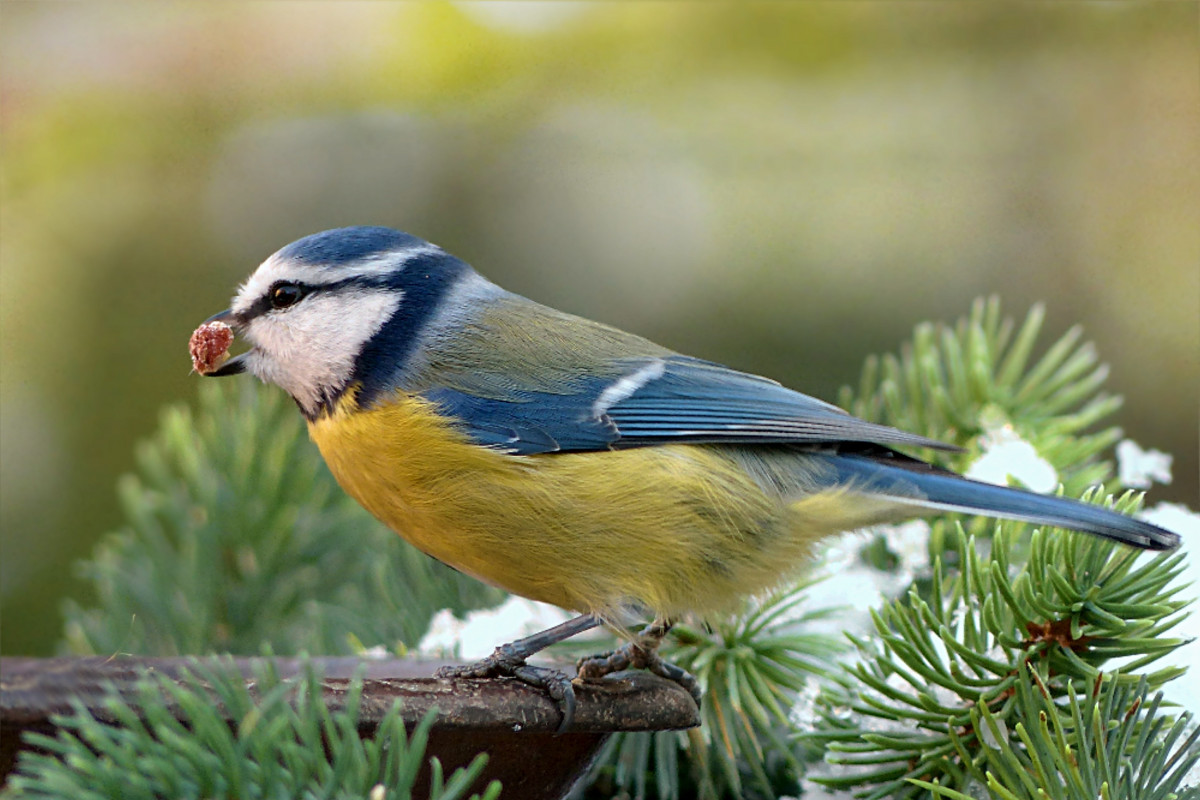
xmin=422 ymin=355 xmax=953 ymax=455
xmin=420 ymin=386 xmax=618 ymax=453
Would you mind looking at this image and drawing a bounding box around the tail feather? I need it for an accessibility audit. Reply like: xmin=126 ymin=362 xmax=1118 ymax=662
xmin=827 ymin=452 xmax=1180 ymax=551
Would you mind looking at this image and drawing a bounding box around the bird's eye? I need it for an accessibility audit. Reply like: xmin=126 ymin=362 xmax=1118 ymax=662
xmin=269 ymin=282 xmax=306 ymax=310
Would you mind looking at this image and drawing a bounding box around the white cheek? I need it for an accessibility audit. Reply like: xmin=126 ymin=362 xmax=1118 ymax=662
xmin=244 ymin=289 xmax=402 ymax=413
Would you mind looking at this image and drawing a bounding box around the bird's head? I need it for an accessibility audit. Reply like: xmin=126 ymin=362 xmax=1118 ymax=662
xmin=204 ymin=226 xmax=473 ymax=419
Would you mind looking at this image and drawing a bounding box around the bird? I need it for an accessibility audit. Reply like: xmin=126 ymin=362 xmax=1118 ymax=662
xmin=198 ymin=225 xmax=1179 ymax=727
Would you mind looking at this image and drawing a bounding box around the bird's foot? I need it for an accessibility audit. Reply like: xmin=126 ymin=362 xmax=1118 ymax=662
xmin=576 ymin=638 xmax=702 ymax=711
xmin=436 ymin=642 xmax=578 ymax=732
xmin=435 ymin=613 xmax=601 ymax=732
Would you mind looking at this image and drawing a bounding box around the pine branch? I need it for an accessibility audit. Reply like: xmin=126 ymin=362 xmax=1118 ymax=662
xmin=804 ymin=518 xmax=1191 ymax=799
xmin=837 ymin=298 xmax=1123 ymax=494
xmin=912 ymin=670 xmax=1200 ymax=800
xmin=62 ymin=380 xmax=503 ymax=657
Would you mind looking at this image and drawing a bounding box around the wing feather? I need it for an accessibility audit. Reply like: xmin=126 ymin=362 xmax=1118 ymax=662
xmin=604 ymin=357 xmax=953 ymax=451
xmin=422 ymin=354 xmax=953 ymax=455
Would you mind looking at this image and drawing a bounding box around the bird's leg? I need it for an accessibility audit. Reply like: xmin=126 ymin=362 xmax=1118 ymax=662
xmin=576 ymin=619 xmax=703 ymax=710
xmin=435 ymin=613 xmax=601 ymax=732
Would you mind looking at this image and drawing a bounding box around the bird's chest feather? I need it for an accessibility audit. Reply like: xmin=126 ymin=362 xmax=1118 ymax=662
xmin=307 ymin=394 xmax=524 ymax=580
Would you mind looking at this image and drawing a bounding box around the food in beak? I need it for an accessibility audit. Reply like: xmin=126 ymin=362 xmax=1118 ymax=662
xmin=190 ymin=320 xmax=235 ymax=375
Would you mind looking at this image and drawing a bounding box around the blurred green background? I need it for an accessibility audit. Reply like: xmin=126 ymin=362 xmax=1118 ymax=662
xmin=2 ymin=2 xmax=1197 ymax=656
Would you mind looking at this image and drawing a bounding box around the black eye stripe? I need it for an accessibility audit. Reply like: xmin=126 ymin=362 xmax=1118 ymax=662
xmin=246 ymin=274 xmax=398 ymax=321
xmin=246 ymin=281 xmax=306 ymax=318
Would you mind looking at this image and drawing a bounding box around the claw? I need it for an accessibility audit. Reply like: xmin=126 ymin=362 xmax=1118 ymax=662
xmin=434 ymin=613 xmax=600 ymax=732
xmin=436 ymin=648 xmax=579 ymax=731
xmin=644 ymin=654 xmax=703 ymax=710
xmin=576 ymin=620 xmax=702 ymax=711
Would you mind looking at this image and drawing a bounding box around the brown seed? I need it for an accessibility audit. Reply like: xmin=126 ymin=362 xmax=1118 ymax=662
xmin=190 ymin=321 xmax=235 ymax=375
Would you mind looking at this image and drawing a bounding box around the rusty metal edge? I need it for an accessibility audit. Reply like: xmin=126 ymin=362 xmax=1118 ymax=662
xmin=1 ymin=656 xmax=700 ymax=733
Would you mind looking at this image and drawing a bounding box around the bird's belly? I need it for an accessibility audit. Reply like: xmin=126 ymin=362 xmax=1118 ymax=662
xmin=307 ymin=396 xmax=841 ymax=620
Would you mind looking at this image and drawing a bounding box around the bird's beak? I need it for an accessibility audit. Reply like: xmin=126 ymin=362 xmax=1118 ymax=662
xmin=201 ymin=309 xmax=249 ymax=377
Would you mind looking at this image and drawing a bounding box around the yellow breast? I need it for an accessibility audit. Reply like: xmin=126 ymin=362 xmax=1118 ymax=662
xmin=308 ymin=392 xmax=860 ymax=621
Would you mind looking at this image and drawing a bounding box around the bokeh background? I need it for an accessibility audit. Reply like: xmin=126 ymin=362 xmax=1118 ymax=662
xmin=2 ymin=2 xmax=1197 ymax=656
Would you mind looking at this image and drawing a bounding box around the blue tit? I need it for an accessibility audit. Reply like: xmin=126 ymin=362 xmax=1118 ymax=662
xmin=201 ymin=225 xmax=1179 ymax=723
